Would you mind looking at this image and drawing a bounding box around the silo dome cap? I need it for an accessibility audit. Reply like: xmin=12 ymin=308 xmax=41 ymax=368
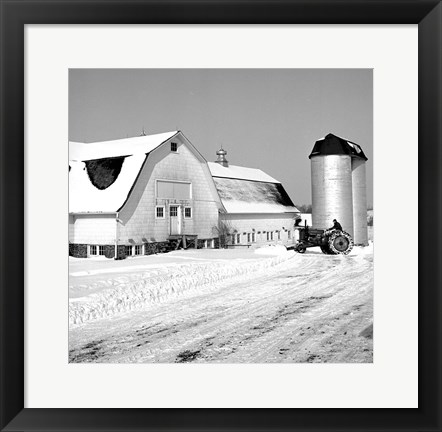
xmin=309 ymin=133 xmax=368 ymax=161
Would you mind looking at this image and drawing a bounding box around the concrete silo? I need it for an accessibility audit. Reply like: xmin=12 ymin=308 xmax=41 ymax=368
xmin=351 ymin=155 xmax=368 ymax=245
xmin=309 ymin=133 xmax=368 ymax=245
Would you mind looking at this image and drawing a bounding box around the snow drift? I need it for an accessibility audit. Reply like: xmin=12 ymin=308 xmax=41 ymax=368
xmin=70 ymin=252 xmax=294 ymax=327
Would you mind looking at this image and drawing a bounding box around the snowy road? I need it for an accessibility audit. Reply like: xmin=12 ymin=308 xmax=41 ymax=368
xmin=69 ymin=247 xmax=373 ymax=363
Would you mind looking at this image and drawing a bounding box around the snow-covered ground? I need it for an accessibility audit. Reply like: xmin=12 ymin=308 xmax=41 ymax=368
xmin=69 ymin=244 xmax=373 ymax=363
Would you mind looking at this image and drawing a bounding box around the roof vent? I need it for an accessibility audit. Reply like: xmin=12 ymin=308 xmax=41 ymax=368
xmin=215 ymin=146 xmax=229 ymax=167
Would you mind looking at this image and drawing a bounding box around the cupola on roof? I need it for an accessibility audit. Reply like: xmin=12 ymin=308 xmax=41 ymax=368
xmin=308 ymin=133 xmax=368 ymax=161
xmin=215 ymin=146 xmax=229 ymax=167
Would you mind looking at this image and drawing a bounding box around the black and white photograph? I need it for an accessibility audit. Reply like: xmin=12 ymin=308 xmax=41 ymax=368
xmin=3 ymin=0 xmax=441 ymax=427
xmin=68 ymin=68 xmax=373 ymax=364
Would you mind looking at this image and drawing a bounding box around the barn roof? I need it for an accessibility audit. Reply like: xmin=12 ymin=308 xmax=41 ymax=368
xmin=69 ymin=131 xmax=299 ymax=215
xmin=69 ymin=131 xmax=178 ymax=213
xmin=207 ymin=162 xmax=278 ymax=183
xmin=212 ymin=177 xmax=299 ymax=214
xmin=69 ymin=131 xmax=178 ymax=162
xmin=309 ymin=133 xmax=368 ymax=161
xmin=69 ymin=155 xmax=147 ymax=213
xmin=208 ymin=162 xmax=299 ymax=214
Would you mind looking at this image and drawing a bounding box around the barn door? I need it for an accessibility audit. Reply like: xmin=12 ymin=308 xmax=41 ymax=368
xmin=170 ymin=205 xmax=181 ymax=235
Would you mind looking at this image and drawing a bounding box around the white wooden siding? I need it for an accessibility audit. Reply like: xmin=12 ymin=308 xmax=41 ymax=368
xmin=220 ymin=213 xmax=297 ymax=245
xmin=69 ymin=214 xmax=116 ymax=244
xmin=118 ymin=138 xmax=220 ymax=243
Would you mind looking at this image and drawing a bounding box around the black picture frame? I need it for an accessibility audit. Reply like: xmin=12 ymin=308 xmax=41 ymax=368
xmin=1 ymin=1 xmax=441 ymax=431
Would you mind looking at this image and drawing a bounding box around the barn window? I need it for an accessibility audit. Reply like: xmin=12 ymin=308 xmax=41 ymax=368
xmin=184 ymin=207 xmax=192 ymax=218
xmin=125 ymin=245 xmax=132 ymax=256
xmin=90 ymin=245 xmax=104 ymax=256
xmin=252 ymin=233 xmax=256 ymax=242
xmin=156 ymin=206 xmax=165 ymax=219
xmin=171 ymin=142 xmax=178 ymax=152
xmin=157 ymin=180 xmax=191 ymax=200
xmin=277 ymin=231 xmax=281 ymax=240
xmin=236 ymin=233 xmax=241 ymax=244
xmin=135 ymin=245 xmax=143 ymax=255
xmin=266 ymin=232 xmax=270 ymax=241
xmin=170 ymin=206 xmax=178 ymax=217
xmin=247 ymin=233 xmax=251 ymax=243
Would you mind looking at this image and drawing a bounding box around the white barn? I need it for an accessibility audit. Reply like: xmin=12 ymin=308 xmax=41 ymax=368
xmin=69 ymin=131 xmax=300 ymax=258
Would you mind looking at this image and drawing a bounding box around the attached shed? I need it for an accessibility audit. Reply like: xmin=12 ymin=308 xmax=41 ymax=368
xmin=208 ymin=148 xmax=300 ymax=247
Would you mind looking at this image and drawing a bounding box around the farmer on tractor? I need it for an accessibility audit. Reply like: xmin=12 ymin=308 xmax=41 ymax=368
xmin=293 ymin=217 xmax=353 ymax=255
xmin=329 ymin=219 xmax=343 ymax=231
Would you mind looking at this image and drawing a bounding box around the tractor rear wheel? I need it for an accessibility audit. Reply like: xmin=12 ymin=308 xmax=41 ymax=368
xmin=328 ymin=231 xmax=354 ymax=255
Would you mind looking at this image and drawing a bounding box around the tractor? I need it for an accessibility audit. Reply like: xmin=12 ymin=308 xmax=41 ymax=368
xmin=294 ymin=223 xmax=354 ymax=255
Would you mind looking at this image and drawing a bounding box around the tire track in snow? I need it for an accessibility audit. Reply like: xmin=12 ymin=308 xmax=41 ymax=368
xmin=69 ymin=249 xmax=372 ymax=363
xmin=69 ymin=254 xmax=312 ymax=362
xmin=178 ymin=261 xmax=372 ymax=363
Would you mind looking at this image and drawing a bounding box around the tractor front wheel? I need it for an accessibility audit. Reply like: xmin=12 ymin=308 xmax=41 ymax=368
xmin=328 ymin=231 xmax=354 ymax=255
xmin=296 ymin=244 xmax=306 ymax=254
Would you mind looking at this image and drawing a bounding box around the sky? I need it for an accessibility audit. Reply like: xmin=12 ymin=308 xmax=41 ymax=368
xmin=69 ymin=69 xmax=373 ymax=207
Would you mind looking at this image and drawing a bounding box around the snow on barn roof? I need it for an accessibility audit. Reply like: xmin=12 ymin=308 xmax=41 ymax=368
xmin=69 ymin=131 xmax=178 ymax=162
xmin=208 ymin=162 xmax=279 ymax=183
xmin=69 ymin=131 xmax=299 ymax=215
xmin=212 ymin=177 xmax=299 ymax=214
xmin=208 ymin=162 xmax=299 ymax=214
xmin=69 ymin=132 xmax=177 ymax=213
xmin=69 ymin=155 xmax=147 ymax=213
